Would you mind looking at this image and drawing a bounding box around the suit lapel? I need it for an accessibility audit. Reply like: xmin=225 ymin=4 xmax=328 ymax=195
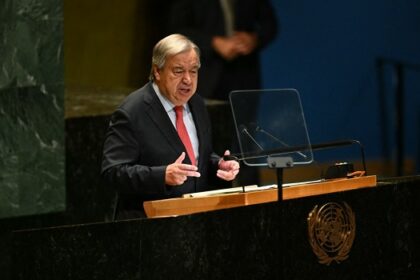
xmin=143 ymin=83 xmax=185 ymax=155
xmin=189 ymin=96 xmax=207 ymax=167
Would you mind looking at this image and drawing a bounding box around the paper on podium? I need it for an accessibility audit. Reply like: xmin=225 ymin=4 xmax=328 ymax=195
xmin=182 ymin=184 xmax=276 ymax=198
xmin=182 ymin=179 xmax=325 ymax=198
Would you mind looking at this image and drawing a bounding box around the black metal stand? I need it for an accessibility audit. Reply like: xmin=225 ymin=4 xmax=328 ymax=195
xmin=395 ymin=64 xmax=404 ymax=176
xmin=276 ymin=168 xmax=283 ymax=201
xmin=266 ymin=156 xmax=292 ymax=280
xmin=267 ymin=156 xmax=293 ymax=202
xmin=376 ymin=58 xmax=420 ymax=176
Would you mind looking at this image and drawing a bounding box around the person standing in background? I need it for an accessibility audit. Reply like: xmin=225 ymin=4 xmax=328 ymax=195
xmin=168 ymin=0 xmax=278 ymax=100
xmin=168 ymin=0 xmax=278 ymax=186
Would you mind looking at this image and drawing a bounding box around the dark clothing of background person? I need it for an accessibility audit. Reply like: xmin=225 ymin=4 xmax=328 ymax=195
xmin=101 ymin=82 xmax=222 ymax=219
xmin=168 ymin=0 xmax=278 ymax=100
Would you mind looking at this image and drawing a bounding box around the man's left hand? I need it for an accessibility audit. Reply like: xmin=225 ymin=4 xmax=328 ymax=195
xmin=217 ymin=150 xmax=240 ymax=181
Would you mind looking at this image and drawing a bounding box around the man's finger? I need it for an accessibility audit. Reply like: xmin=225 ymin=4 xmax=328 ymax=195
xmin=185 ymin=170 xmax=201 ymax=178
xmin=178 ymin=163 xmax=198 ymax=171
xmin=217 ymin=169 xmax=232 ymax=180
xmin=175 ymin=152 xmax=186 ymax=164
xmin=177 ymin=164 xmax=201 ymax=177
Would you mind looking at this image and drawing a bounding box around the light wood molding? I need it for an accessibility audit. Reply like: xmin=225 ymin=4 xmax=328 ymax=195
xmin=143 ymin=175 xmax=377 ymax=218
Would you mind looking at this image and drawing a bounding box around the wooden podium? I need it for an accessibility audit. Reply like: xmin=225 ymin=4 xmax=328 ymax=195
xmin=143 ymin=175 xmax=377 ymax=218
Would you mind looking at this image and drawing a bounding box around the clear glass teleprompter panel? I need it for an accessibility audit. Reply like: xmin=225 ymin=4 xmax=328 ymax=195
xmin=229 ymin=89 xmax=313 ymax=167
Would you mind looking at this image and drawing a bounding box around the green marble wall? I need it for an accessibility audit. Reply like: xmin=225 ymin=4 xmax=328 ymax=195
xmin=0 ymin=0 xmax=65 ymax=218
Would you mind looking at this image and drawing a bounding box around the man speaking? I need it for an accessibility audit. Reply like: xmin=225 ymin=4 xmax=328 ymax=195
xmin=101 ymin=34 xmax=240 ymax=219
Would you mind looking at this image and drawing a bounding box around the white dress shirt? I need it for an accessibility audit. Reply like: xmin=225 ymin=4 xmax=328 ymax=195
xmin=152 ymin=83 xmax=200 ymax=163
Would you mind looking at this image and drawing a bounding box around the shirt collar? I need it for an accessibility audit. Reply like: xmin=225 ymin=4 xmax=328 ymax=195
xmin=152 ymin=82 xmax=189 ymax=113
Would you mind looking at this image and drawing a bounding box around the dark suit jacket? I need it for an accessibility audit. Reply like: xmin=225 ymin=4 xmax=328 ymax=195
xmin=168 ymin=0 xmax=278 ymax=100
xmin=101 ymin=82 xmax=221 ymax=219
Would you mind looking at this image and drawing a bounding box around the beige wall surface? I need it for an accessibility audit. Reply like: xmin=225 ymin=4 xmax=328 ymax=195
xmin=64 ymin=0 xmax=165 ymax=89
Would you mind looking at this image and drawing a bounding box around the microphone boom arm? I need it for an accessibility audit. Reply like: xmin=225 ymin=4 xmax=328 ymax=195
xmin=223 ymin=139 xmax=367 ymax=174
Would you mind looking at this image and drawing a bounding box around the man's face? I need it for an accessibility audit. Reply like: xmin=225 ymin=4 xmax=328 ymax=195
xmin=154 ymin=49 xmax=199 ymax=106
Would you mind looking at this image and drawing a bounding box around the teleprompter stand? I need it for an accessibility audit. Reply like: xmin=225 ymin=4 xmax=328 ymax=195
xmin=267 ymin=156 xmax=294 ymax=201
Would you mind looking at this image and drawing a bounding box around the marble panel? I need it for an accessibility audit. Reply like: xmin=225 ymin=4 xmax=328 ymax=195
xmin=0 ymin=85 xmax=64 ymax=218
xmin=0 ymin=0 xmax=64 ymax=219
xmin=0 ymin=0 xmax=63 ymax=88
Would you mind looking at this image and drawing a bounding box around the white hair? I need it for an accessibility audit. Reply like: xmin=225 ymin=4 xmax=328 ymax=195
xmin=149 ymin=34 xmax=201 ymax=81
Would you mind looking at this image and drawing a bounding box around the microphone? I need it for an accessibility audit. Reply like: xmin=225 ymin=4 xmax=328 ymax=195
xmin=252 ymin=124 xmax=308 ymax=159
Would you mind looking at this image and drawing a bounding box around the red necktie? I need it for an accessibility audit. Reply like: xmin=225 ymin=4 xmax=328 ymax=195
xmin=174 ymin=106 xmax=196 ymax=166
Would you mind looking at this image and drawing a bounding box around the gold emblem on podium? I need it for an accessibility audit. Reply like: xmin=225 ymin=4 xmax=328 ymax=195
xmin=307 ymin=202 xmax=356 ymax=265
